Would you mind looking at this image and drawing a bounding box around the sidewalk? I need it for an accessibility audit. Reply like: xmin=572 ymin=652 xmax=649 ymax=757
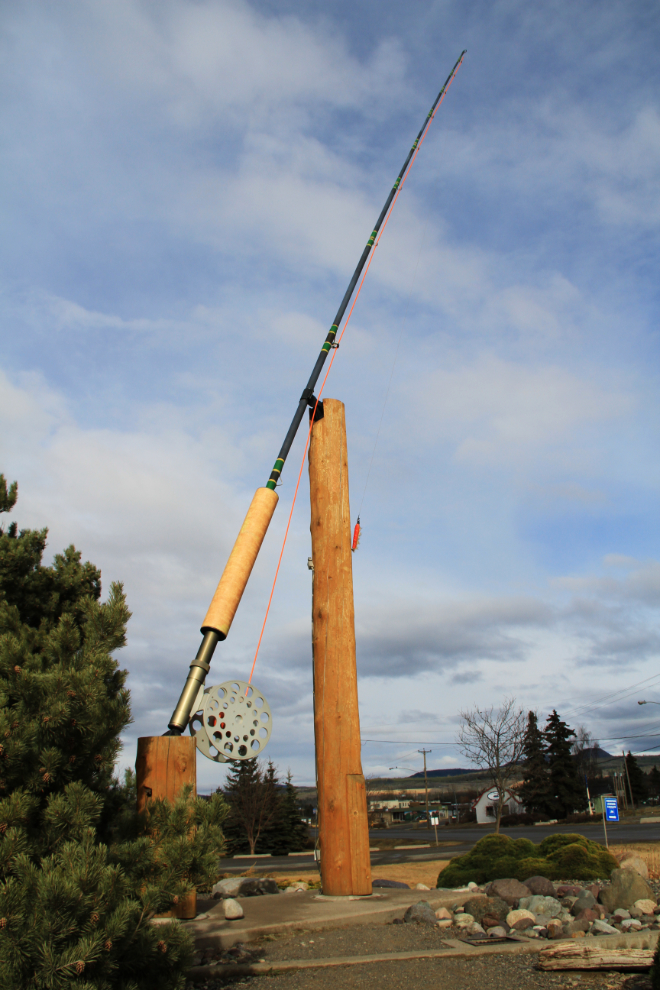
xmin=182 ymin=887 xmax=476 ymax=952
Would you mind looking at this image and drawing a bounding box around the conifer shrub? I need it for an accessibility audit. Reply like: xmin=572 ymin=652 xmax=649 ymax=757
xmin=437 ymin=832 xmax=619 ymax=887
xmin=0 ymin=477 xmax=228 ymax=988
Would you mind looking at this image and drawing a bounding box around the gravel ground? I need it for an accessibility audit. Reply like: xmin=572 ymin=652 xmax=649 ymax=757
xmin=188 ymin=952 xmax=653 ymax=990
xmin=189 ymin=922 xmax=657 ymax=990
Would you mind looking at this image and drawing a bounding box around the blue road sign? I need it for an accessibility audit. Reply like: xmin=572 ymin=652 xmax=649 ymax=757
xmin=604 ymin=797 xmax=619 ymax=822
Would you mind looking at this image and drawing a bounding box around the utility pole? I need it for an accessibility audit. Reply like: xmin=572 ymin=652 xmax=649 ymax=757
xmin=623 ymin=751 xmax=635 ymax=811
xmin=418 ymin=749 xmax=434 ymax=839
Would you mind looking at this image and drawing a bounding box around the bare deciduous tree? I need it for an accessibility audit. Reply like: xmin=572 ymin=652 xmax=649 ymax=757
xmin=458 ymin=698 xmax=526 ymax=833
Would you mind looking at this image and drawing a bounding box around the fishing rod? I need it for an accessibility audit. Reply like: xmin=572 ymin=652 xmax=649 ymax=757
xmin=167 ymin=50 xmax=467 ymax=737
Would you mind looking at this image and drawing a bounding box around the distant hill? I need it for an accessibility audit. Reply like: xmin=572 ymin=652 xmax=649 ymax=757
xmin=586 ymin=747 xmax=612 ymax=760
xmin=410 ymin=768 xmax=477 ymax=778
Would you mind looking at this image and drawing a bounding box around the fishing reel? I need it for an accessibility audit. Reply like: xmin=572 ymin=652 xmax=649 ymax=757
xmin=188 ymin=679 xmax=272 ymax=762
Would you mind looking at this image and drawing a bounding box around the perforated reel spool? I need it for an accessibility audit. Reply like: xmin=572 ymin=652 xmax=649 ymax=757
xmin=189 ymin=680 xmax=272 ymax=762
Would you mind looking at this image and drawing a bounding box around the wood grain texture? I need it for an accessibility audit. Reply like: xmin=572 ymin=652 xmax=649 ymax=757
xmin=136 ymin=735 xmax=198 ymax=918
xmin=538 ymin=942 xmax=654 ymax=970
xmin=309 ymin=398 xmax=372 ymax=897
xmin=202 ymin=487 xmax=278 ymax=636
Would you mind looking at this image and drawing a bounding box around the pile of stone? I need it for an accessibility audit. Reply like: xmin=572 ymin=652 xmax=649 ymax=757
xmin=414 ymin=869 xmax=660 ymax=941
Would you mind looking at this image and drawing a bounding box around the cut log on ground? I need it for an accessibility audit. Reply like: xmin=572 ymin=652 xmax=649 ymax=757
xmin=537 ymin=942 xmax=654 ymax=971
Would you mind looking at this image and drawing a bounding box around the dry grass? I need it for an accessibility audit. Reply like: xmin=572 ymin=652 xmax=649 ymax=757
xmin=609 ymin=842 xmax=660 ymax=879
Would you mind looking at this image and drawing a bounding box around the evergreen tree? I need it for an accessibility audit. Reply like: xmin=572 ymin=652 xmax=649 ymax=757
xmin=279 ymin=771 xmax=312 ymax=852
xmin=0 ymin=475 xmax=130 ymax=801
xmin=222 ymin=758 xmax=279 ymax=855
xmin=519 ymin=711 xmax=550 ymax=815
xmin=544 ymin=710 xmax=587 ymax=817
xmin=625 ymin=751 xmax=648 ymax=804
xmin=0 ymin=476 xmax=227 ymax=988
xmin=259 ymin=770 xmax=310 ymax=855
xmin=649 ymin=765 xmax=660 ymax=800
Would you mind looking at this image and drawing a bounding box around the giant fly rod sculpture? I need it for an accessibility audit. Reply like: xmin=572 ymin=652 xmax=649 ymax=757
xmin=166 ymin=51 xmax=467 ymax=762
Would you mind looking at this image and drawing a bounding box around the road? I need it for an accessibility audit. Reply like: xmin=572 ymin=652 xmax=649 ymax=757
xmin=218 ymin=818 xmax=660 ymax=873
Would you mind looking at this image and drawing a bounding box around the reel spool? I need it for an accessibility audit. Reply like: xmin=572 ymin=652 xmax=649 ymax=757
xmin=189 ymin=680 xmax=272 ymax=762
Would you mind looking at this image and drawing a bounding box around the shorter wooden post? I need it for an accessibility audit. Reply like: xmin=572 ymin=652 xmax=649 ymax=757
xmin=136 ymin=735 xmax=197 ymax=918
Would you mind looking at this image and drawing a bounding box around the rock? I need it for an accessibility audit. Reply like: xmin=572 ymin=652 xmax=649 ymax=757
xmin=454 ymin=905 xmax=465 ymax=913
xmin=415 ymin=883 xmax=431 ymax=890
xmin=435 ymin=907 xmax=453 ymax=920
xmin=506 ymin=909 xmax=536 ymax=931
xmin=546 ymin=919 xmax=564 ymax=939
xmin=620 ymin=856 xmax=649 ymax=879
xmin=435 ymin=919 xmax=453 ymax=929
xmin=614 ymin=908 xmax=631 ymax=920
xmin=521 ymin=929 xmax=539 ymax=938
xmin=214 ymin=877 xmax=280 ymax=898
xmin=575 ymin=908 xmax=601 ymax=923
xmin=565 ymin=918 xmax=590 ymax=934
xmin=599 ymin=869 xmax=656 ymax=913
xmin=373 ymin=879 xmax=410 ymax=889
xmin=571 ymin=890 xmax=597 ymax=915
xmin=212 ymin=877 xmax=244 ymax=898
xmin=488 ymin=926 xmax=508 ymax=938
xmin=556 ymin=885 xmax=583 ymax=897
xmin=467 ymin=882 xmax=479 ymax=890
xmin=241 ymin=878 xmax=280 ymax=897
xmin=621 ymin=918 xmax=643 ymax=931
xmin=454 ymin=913 xmax=476 ymax=928
xmin=482 ymin=914 xmax=508 ymax=930
xmin=467 ymin=922 xmax=486 ymax=935
xmin=403 ymin=901 xmax=438 ymax=925
xmin=570 ymin=930 xmax=586 ymax=939
xmin=519 ymin=895 xmax=563 ymax=918
xmin=629 ymin=906 xmax=644 ymax=918
xmin=463 ymin=896 xmax=509 ymax=924
xmin=488 ymin=878 xmax=531 ymax=906
xmin=634 ymin=899 xmax=657 ymax=915
xmin=535 ymin=915 xmax=551 ymax=928
xmin=587 ymin=884 xmax=602 ymax=899
xmin=223 ymin=898 xmax=244 ymax=920
xmin=592 ymin=919 xmax=618 ymax=935
xmin=284 ymin=886 xmax=305 ymax=894
xmin=522 ymin=876 xmax=556 ymax=897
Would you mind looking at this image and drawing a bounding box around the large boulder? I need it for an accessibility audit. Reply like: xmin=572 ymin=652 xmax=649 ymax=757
xmin=487 ymin=878 xmax=531 ymax=905
xmin=213 ymin=877 xmax=244 ymax=898
xmin=463 ymin=895 xmax=510 ymax=924
xmin=523 ymin=876 xmax=556 ymax=897
xmin=518 ymin=894 xmax=563 ymax=918
xmin=403 ymin=901 xmax=437 ymax=925
xmin=599 ymin=868 xmax=656 ymax=913
xmin=212 ymin=877 xmax=280 ymax=898
xmin=619 ymin=856 xmax=649 ymax=879
xmin=239 ymin=878 xmax=280 ymax=897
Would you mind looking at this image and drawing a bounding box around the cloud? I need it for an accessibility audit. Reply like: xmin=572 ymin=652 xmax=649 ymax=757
xmin=409 ymin=355 xmax=632 ymax=466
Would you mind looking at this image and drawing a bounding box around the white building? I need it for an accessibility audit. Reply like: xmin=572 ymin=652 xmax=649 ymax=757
xmin=473 ymin=787 xmax=524 ymax=824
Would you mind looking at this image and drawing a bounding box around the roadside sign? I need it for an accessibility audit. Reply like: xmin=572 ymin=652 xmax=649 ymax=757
xmin=604 ymin=797 xmax=619 ymax=822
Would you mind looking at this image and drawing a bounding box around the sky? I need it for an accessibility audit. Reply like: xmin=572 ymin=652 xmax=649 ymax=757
xmin=2 ymin=0 xmax=660 ymax=792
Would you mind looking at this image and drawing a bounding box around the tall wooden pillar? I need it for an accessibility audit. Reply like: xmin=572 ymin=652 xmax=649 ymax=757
xmin=309 ymin=398 xmax=372 ymax=896
xmin=136 ymin=735 xmax=198 ymax=918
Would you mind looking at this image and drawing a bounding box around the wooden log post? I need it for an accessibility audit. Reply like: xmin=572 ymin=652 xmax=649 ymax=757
xmin=308 ymin=398 xmax=372 ymax=896
xmin=136 ymin=735 xmax=198 ymax=918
